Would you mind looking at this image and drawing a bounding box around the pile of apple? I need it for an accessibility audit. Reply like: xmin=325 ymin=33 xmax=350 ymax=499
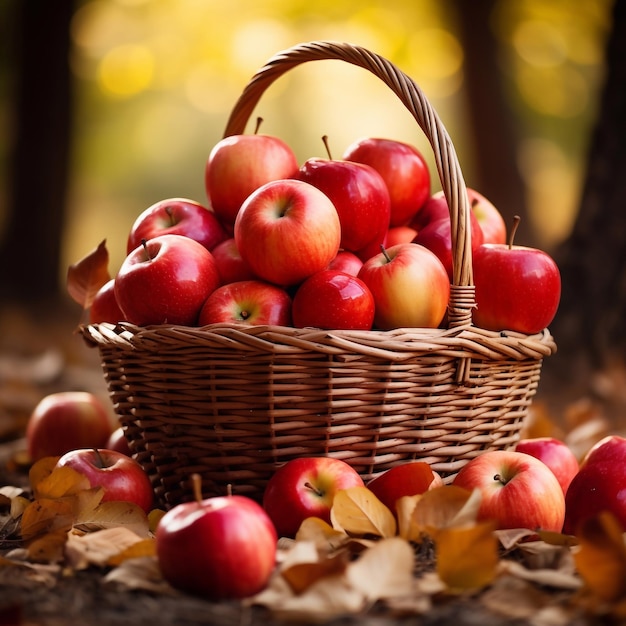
xmin=89 ymin=131 xmax=561 ymax=335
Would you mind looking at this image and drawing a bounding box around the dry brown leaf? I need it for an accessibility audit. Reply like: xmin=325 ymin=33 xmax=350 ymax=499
xmin=10 ymin=495 xmax=31 ymax=519
xmin=148 ymin=508 xmax=166 ymax=534
xmin=107 ymin=538 xmax=157 ymax=567
xmin=28 ymin=456 xmax=62 ymax=493
xmin=25 ymin=529 xmax=69 ymax=563
xmin=295 ymin=517 xmax=349 ymax=551
xmin=104 ymin=556 xmax=174 ymax=595
xmin=74 ymin=500 xmax=150 ymax=537
xmin=32 ymin=463 xmax=91 ymax=500
xmin=396 ymin=494 xmax=421 ymax=540
xmin=330 ymin=486 xmax=396 ymax=538
xmin=66 ymin=239 xmax=110 ymax=309
xmin=435 ymin=520 xmax=498 ymax=591
xmin=282 ymin=551 xmax=348 ymax=595
xmin=65 ymin=526 xmax=148 ymax=569
xmin=480 ymin=575 xmax=556 ymax=621
xmin=20 ymin=498 xmax=74 ymax=541
xmin=498 ymin=558 xmax=581 ymax=590
xmin=573 ymin=511 xmax=626 ymax=602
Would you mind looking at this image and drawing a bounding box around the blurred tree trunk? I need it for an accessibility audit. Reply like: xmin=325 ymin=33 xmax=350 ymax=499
xmin=452 ymin=0 xmax=532 ymax=243
xmin=547 ymin=0 xmax=626 ymax=376
xmin=0 ymin=0 xmax=75 ymax=303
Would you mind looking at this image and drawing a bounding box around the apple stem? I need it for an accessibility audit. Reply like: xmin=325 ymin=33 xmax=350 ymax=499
xmin=165 ymin=205 xmax=175 ymax=225
xmin=493 ymin=473 xmax=508 ymax=486
xmin=321 ymin=135 xmax=332 ymax=160
xmin=141 ymin=239 xmax=153 ymax=261
xmin=93 ymin=448 xmax=105 ymax=469
xmin=226 ymin=484 xmax=233 ymax=497
xmin=380 ymin=244 xmax=392 ymax=264
xmin=191 ymin=473 xmax=203 ymax=504
xmin=254 ymin=117 xmax=263 ymax=134
xmin=508 ymin=215 xmax=521 ymax=250
xmin=304 ymin=481 xmax=324 ymax=498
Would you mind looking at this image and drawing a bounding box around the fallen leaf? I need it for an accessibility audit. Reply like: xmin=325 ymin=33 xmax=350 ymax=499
xmin=498 ymin=558 xmax=581 ymax=590
xmin=28 ymin=456 xmax=61 ymax=493
xmin=107 ymin=538 xmax=157 ymax=567
xmin=104 ymin=556 xmax=174 ymax=595
xmin=66 ymin=239 xmax=110 ymax=309
xmin=330 ymin=486 xmax=396 ymax=538
xmin=65 ymin=526 xmax=148 ymax=569
xmin=74 ymin=501 xmax=151 ymax=537
xmin=26 ymin=529 xmax=68 ymax=563
xmin=32 ymin=464 xmax=91 ymax=500
xmin=20 ymin=499 xmax=74 ymax=541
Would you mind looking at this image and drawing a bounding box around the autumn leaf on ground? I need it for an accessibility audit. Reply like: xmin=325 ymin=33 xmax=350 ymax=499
xmin=104 ymin=556 xmax=173 ymax=595
xmin=20 ymin=498 xmax=75 ymax=542
xmin=74 ymin=501 xmax=150 ymax=538
xmin=25 ymin=528 xmax=69 ymax=563
xmin=295 ymin=517 xmax=364 ymax=555
xmin=66 ymin=239 xmax=110 ymax=309
xmin=330 ymin=486 xmax=396 ymax=538
xmin=573 ymin=511 xmax=626 ymax=603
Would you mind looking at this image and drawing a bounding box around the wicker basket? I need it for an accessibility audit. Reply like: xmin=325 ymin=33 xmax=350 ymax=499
xmin=81 ymin=41 xmax=557 ymax=509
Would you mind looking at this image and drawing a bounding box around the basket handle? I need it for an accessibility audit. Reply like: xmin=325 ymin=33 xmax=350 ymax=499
xmin=223 ymin=41 xmax=475 ymax=327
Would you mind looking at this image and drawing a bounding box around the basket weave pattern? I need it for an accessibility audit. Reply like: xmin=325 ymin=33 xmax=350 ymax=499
xmin=82 ymin=42 xmax=556 ymax=508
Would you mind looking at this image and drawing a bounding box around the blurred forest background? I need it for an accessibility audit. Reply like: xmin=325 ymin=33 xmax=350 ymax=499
xmin=0 ymin=0 xmax=625 ymax=430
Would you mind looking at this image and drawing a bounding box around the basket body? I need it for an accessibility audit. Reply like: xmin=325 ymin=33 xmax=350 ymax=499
xmin=83 ymin=322 xmax=555 ymax=507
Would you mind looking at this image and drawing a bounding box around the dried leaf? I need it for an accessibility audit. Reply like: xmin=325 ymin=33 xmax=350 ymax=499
xmin=32 ymin=465 xmax=92 ymax=500
xmin=65 ymin=526 xmax=148 ymax=569
xmin=104 ymin=556 xmax=174 ymax=595
xmin=26 ymin=529 xmax=68 ymax=563
xmin=74 ymin=501 xmax=150 ymax=537
xmin=29 ymin=456 xmax=62 ymax=493
xmin=498 ymin=558 xmax=581 ymax=590
xmin=435 ymin=520 xmax=498 ymax=591
xmin=107 ymin=538 xmax=156 ymax=566
xmin=573 ymin=511 xmax=626 ymax=602
xmin=396 ymin=494 xmax=421 ymax=540
xmin=282 ymin=550 xmax=348 ymax=595
xmin=66 ymin=239 xmax=111 ymax=309
xmin=10 ymin=495 xmax=31 ymax=519
xmin=20 ymin=499 xmax=74 ymax=541
xmin=148 ymin=508 xmax=166 ymax=534
xmin=330 ymin=486 xmax=397 ymax=538
xmin=295 ymin=517 xmax=351 ymax=553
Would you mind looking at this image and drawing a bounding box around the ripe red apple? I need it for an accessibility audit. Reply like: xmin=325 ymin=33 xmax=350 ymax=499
xmin=106 ymin=426 xmax=133 ymax=457
xmin=385 ymin=225 xmax=418 ymax=247
xmin=126 ymin=198 xmax=228 ymax=254
xmin=563 ymin=435 xmax=626 ymax=535
xmin=205 ymin=134 xmax=299 ymax=232
xmin=262 ymin=457 xmax=365 ymax=538
xmin=326 ymin=250 xmax=363 ymax=276
xmin=211 ymin=237 xmax=257 ymax=284
xmin=514 ymin=437 xmax=579 ymax=496
xmin=342 ymin=137 xmax=431 ymax=227
xmin=26 ymin=391 xmax=113 ymax=462
xmin=114 ymin=234 xmax=221 ymax=327
xmin=357 ymin=243 xmax=450 ymax=329
xmin=366 ymin=462 xmax=443 ymax=515
xmin=472 ymin=231 xmax=561 ymax=334
xmin=297 ymin=155 xmax=390 ymax=253
xmin=156 ymin=486 xmax=277 ymax=599
xmin=198 ymin=280 xmax=292 ymax=326
xmin=89 ymin=278 xmax=125 ymax=324
xmin=55 ymin=448 xmax=154 ymax=513
xmin=452 ymin=450 xmax=565 ymax=532
xmin=292 ymin=269 xmax=375 ymax=330
xmin=234 ymin=179 xmax=341 ymax=287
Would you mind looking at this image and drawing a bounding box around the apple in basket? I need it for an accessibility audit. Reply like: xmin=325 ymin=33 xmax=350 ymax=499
xmin=357 ymin=243 xmax=450 ymax=329
xmin=55 ymin=448 xmax=154 ymax=514
xmin=234 ymin=179 xmax=341 ymax=287
xmin=291 ymin=269 xmax=375 ymax=330
xmin=89 ymin=278 xmax=125 ymax=324
xmin=452 ymin=450 xmax=565 ymax=532
xmin=342 ymin=137 xmax=431 ymax=227
xmin=210 ymin=237 xmax=258 ymax=284
xmin=205 ymin=132 xmax=299 ymax=233
xmin=106 ymin=426 xmax=133 ymax=457
xmin=156 ymin=475 xmax=277 ymax=599
xmin=198 ymin=280 xmax=292 ymax=326
xmin=263 ymin=457 xmax=365 ymax=538
xmin=115 ymin=234 xmax=221 ymax=326
xmin=297 ymin=146 xmax=391 ymax=253
xmin=126 ymin=197 xmax=228 ymax=254
xmin=326 ymin=250 xmax=364 ymax=277
xmin=26 ymin=391 xmax=113 ymax=462
xmin=472 ymin=217 xmax=561 ymax=334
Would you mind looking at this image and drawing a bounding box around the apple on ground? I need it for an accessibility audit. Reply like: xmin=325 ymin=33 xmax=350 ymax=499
xmin=198 ymin=280 xmax=292 ymax=326
xmin=326 ymin=250 xmax=363 ymax=276
xmin=106 ymin=426 xmax=133 ymax=457
xmin=205 ymin=132 xmax=299 ymax=233
xmin=297 ymin=148 xmax=390 ymax=253
xmin=126 ymin=198 xmax=228 ymax=255
xmin=55 ymin=448 xmax=154 ymax=513
xmin=27 ymin=391 xmax=113 ymax=462
xmin=366 ymin=461 xmax=443 ymax=515
xmin=262 ymin=457 xmax=365 ymax=538
xmin=472 ymin=217 xmax=561 ymax=334
xmin=357 ymin=243 xmax=450 ymax=330
xmin=114 ymin=234 xmax=221 ymax=327
xmin=211 ymin=237 xmax=257 ymax=284
xmin=563 ymin=435 xmax=626 ymax=535
xmin=452 ymin=450 xmax=565 ymax=532
xmin=156 ymin=475 xmax=277 ymax=599
xmin=89 ymin=278 xmax=125 ymax=324
xmin=342 ymin=137 xmax=431 ymax=227
xmin=514 ymin=437 xmax=579 ymax=495
xmin=234 ymin=179 xmax=341 ymax=287
xmin=291 ymin=269 xmax=375 ymax=330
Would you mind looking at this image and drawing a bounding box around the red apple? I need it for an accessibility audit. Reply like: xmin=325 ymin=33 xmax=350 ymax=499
xmin=26 ymin=391 xmax=113 ymax=462
xmin=326 ymin=250 xmax=363 ymax=276
xmin=297 ymin=156 xmax=390 ymax=253
xmin=205 ymin=134 xmax=299 ymax=233
xmin=114 ymin=234 xmax=221 ymax=327
xmin=126 ymin=198 xmax=228 ymax=254
xmin=234 ymin=179 xmax=341 ymax=287
xmin=262 ymin=457 xmax=365 ymax=538
xmin=385 ymin=225 xmax=418 ymax=247
xmin=357 ymin=243 xmax=450 ymax=329
xmin=106 ymin=427 xmax=133 ymax=457
xmin=55 ymin=448 xmax=154 ymax=513
xmin=211 ymin=237 xmax=257 ymax=284
xmin=156 ymin=488 xmax=277 ymax=600
xmin=342 ymin=137 xmax=431 ymax=227
xmin=563 ymin=435 xmax=626 ymax=535
xmin=472 ymin=238 xmax=561 ymax=335
xmin=89 ymin=278 xmax=125 ymax=324
xmin=198 ymin=280 xmax=292 ymax=326
xmin=366 ymin=462 xmax=444 ymax=515
xmin=514 ymin=437 xmax=579 ymax=496
xmin=292 ymin=269 xmax=375 ymax=330
xmin=452 ymin=450 xmax=565 ymax=532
